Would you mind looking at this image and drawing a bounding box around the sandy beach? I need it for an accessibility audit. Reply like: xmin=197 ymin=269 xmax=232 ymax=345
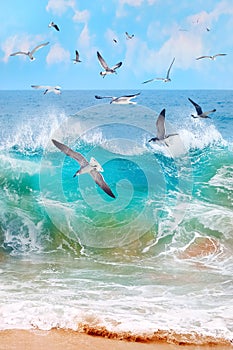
xmin=0 ymin=329 xmax=232 ymax=350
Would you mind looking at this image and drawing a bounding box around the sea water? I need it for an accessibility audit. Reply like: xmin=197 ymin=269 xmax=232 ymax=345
xmin=0 ymin=90 xmax=232 ymax=344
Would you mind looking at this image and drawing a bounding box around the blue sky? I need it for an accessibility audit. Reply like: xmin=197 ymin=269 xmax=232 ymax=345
xmin=1 ymin=0 xmax=233 ymax=90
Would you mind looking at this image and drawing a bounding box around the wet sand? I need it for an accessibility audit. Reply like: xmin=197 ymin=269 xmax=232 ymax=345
xmin=0 ymin=329 xmax=232 ymax=350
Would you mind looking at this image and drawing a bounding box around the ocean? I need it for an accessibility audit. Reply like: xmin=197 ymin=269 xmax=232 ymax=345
xmin=0 ymin=90 xmax=232 ymax=345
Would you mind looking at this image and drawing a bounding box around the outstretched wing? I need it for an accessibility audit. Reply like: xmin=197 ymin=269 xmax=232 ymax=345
xmin=52 ymin=139 xmax=88 ymax=167
xmin=31 ymin=85 xmax=51 ymax=90
xmin=214 ymin=53 xmax=227 ymax=58
xmin=111 ymin=61 xmax=122 ymax=70
xmin=188 ymin=98 xmax=203 ymax=115
xmin=196 ymin=55 xmax=210 ymax=60
xmin=90 ymin=170 xmax=115 ymax=198
xmin=142 ymin=78 xmax=155 ymax=84
xmin=31 ymin=42 xmax=49 ymax=55
xmin=95 ymin=95 xmax=113 ymax=100
xmin=97 ymin=51 xmax=109 ymax=70
xmin=166 ymin=57 xmax=175 ymax=79
xmin=122 ymin=93 xmax=140 ymax=98
xmin=10 ymin=51 xmax=27 ymax=56
xmin=156 ymin=109 xmax=166 ymax=140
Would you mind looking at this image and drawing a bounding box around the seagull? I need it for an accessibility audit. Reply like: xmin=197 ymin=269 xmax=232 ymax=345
xmin=97 ymin=51 xmax=122 ymax=77
xmin=52 ymin=139 xmax=116 ymax=198
xmin=148 ymin=109 xmax=178 ymax=146
xmin=10 ymin=42 xmax=49 ymax=61
xmin=72 ymin=50 xmax=81 ymax=63
xmin=188 ymin=98 xmax=216 ymax=119
xmin=31 ymin=85 xmax=61 ymax=95
xmin=125 ymin=32 xmax=134 ymax=39
xmin=142 ymin=57 xmax=175 ymax=84
xmin=95 ymin=93 xmax=140 ymax=104
xmin=196 ymin=53 xmax=227 ymax=60
xmin=48 ymin=21 xmax=60 ymax=31
xmin=113 ymin=39 xmax=118 ymax=44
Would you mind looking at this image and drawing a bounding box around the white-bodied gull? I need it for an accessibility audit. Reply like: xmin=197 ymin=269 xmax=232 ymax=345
xmin=148 ymin=109 xmax=178 ymax=146
xmin=97 ymin=51 xmax=122 ymax=77
xmin=142 ymin=57 xmax=175 ymax=84
xmin=196 ymin=53 xmax=227 ymax=60
xmin=31 ymin=85 xmax=61 ymax=95
xmin=48 ymin=21 xmax=60 ymax=31
xmin=10 ymin=42 xmax=49 ymax=61
xmin=188 ymin=98 xmax=216 ymax=119
xmin=72 ymin=50 xmax=81 ymax=63
xmin=95 ymin=93 xmax=140 ymax=104
xmin=52 ymin=139 xmax=116 ymax=198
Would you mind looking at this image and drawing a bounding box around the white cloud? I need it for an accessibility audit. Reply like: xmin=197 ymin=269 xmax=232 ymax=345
xmin=46 ymin=0 xmax=75 ymax=16
xmin=73 ymin=9 xmax=90 ymax=23
xmin=46 ymin=43 xmax=70 ymax=65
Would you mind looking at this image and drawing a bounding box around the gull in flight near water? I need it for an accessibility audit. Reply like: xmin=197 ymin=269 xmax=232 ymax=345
xmin=196 ymin=53 xmax=227 ymax=60
xmin=10 ymin=42 xmax=49 ymax=61
xmin=95 ymin=93 xmax=140 ymax=104
xmin=97 ymin=51 xmax=122 ymax=77
xmin=52 ymin=139 xmax=116 ymax=198
xmin=31 ymin=85 xmax=61 ymax=95
xmin=142 ymin=57 xmax=175 ymax=84
xmin=48 ymin=21 xmax=60 ymax=31
xmin=188 ymin=98 xmax=216 ymax=118
xmin=72 ymin=50 xmax=81 ymax=63
xmin=148 ymin=109 xmax=178 ymax=146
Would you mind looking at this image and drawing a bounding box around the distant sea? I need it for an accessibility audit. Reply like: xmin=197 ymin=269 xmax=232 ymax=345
xmin=0 ymin=90 xmax=232 ymax=345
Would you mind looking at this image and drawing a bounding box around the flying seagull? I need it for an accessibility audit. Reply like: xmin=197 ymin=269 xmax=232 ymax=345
xmin=52 ymin=139 xmax=116 ymax=198
xmin=188 ymin=98 xmax=216 ymax=118
xmin=97 ymin=51 xmax=122 ymax=77
xmin=148 ymin=109 xmax=178 ymax=146
xmin=142 ymin=57 xmax=175 ymax=84
xmin=31 ymin=85 xmax=61 ymax=95
xmin=48 ymin=21 xmax=60 ymax=31
xmin=95 ymin=93 xmax=140 ymax=104
xmin=196 ymin=53 xmax=227 ymax=60
xmin=10 ymin=42 xmax=49 ymax=61
xmin=72 ymin=50 xmax=81 ymax=63
xmin=125 ymin=32 xmax=134 ymax=39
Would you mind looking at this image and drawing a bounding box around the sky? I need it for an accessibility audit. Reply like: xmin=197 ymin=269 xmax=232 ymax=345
xmin=1 ymin=0 xmax=233 ymax=90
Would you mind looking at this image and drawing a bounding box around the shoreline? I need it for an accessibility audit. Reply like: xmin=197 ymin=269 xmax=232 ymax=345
xmin=0 ymin=329 xmax=232 ymax=350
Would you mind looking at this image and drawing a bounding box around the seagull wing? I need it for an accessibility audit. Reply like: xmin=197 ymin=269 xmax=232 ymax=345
xmin=31 ymin=85 xmax=52 ymax=90
xmin=111 ymin=62 xmax=122 ymax=70
xmin=188 ymin=98 xmax=203 ymax=115
xmin=166 ymin=57 xmax=175 ymax=79
xmin=10 ymin=51 xmax=28 ymax=56
xmin=52 ymin=139 xmax=88 ymax=167
xmin=90 ymin=170 xmax=115 ymax=198
xmin=196 ymin=55 xmax=210 ymax=60
xmin=54 ymin=24 xmax=60 ymax=31
xmin=156 ymin=109 xmax=166 ymax=140
xmin=30 ymin=42 xmax=49 ymax=55
xmin=122 ymin=93 xmax=140 ymax=99
xmin=95 ymin=95 xmax=113 ymax=100
xmin=214 ymin=53 xmax=227 ymax=58
xmin=142 ymin=78 xmax=155 ymax=84
xmin=97 ymin=51 xmax=109 ymax=70
xmin=75 ymin=50 xmax=80 ymax=61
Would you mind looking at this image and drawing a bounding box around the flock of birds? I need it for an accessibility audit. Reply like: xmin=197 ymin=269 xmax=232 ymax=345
xmin=9 ymin=20 xmax=225 ymax=199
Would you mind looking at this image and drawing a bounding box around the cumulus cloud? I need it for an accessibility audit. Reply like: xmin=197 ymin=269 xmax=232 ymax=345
xmin=73 ymin=9 xmax=90 ymax=23
xmin=46 ymin=0 xmax=75 ymax=16
xmin=46 ymin=43 xmax=70 ymax=65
